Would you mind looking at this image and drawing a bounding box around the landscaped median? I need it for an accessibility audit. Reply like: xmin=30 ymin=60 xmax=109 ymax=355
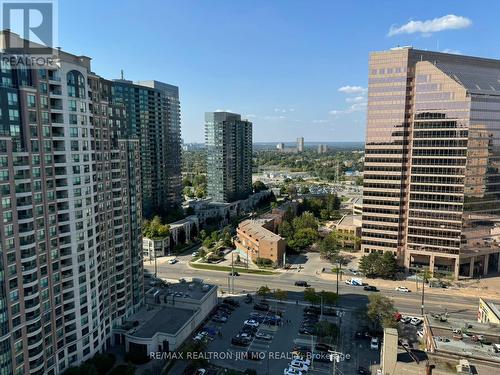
xmin=189 ymin=262 xmax=277 ymax=275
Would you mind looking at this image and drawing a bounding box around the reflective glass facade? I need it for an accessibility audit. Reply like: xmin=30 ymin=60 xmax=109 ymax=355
xmin=362 ymin=48 xmax=500 ymax=279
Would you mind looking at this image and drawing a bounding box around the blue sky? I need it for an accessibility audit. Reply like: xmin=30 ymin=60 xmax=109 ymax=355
xmin=58 ymin=0 xmax=500 ymax=142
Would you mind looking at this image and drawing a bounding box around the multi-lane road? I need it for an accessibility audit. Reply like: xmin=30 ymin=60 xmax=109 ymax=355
xmin=145 ymin=253 xmax=494 ymax=321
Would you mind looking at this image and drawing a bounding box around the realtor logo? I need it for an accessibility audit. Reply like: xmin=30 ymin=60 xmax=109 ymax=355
xmin=1 ymin=0 xmax=58 ymax=54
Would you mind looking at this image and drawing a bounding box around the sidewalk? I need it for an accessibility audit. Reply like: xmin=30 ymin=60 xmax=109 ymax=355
xmin=319 ymin=272 xmax=500 ymax=300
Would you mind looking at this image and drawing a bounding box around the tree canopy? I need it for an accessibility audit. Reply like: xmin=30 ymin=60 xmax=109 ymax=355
xmin=359 ymin=251 xmax=397 ymax=279
xmin=142 ymin=216 xmax=170 ymax=239
xmin=367 ymin=294 xmax=398 ymax=329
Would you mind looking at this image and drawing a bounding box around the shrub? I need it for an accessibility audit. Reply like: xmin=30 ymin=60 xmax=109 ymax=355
xmin=124 ymin=351 xmax=150 ymax=365
xmin=109 ymin=365 xmax=135 ymax=375
xmin=87 ymin=353 xmax=116 ymax=375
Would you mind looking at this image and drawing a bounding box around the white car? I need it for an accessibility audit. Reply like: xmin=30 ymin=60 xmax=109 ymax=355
xmin=400 ymin=316 xmax=411 ymax=324
xmin=291 ymin=355 xmax=311 ymax=367
xmin=290 ymin=359 xmax=309 ymax=372
xmin=244 ymin=319 xmax=260 ymax=327
xmin=370 ymin=337 xmax=379 ymax=350
xmin=410 ymin=317 xmax=422 ymax=326
xmin=255 ymin=332 xmax=272 ymax=340
xmin=168 ymin=258 xmax=178 ymax=264
xmin=284 ymin=367 xmax=303 ymax=375
xmin=417 ymin=329 xmax=424 ymax=339
xmin=192 ymin=251 xmax=199 ymax=257
xmin=395 ymin=286 xmax=410 ymax=292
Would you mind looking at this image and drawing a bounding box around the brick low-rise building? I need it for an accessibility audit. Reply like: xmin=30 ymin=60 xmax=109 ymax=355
xmin=235 ymin=219 xmax=286 ymax=265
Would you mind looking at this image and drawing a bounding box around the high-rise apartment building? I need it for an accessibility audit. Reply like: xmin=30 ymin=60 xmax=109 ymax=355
xmin=0 ymin=31 xmax=143 ymax=374
xmin=297 ymin=137 xmax=304 ymax=152
xmin=362 ymin=47 xmax=500 ymax=279
xmin=205 ymin=112 xmax=252 ymax=203
xmin=111 ymin=79 xmax=182 ymax=217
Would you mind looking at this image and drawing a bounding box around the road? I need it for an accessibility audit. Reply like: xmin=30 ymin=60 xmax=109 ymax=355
xmin=146 ymin=253 xmax=492 ymax=321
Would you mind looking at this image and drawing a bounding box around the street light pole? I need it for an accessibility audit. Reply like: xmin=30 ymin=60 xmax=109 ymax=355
xmin=421 ymin=274 xmax=425 ymax=316
xmin=154 ymin=250 xmax=158 ymax=279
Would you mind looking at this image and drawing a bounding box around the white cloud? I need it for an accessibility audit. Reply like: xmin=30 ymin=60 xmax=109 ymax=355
xmin=313 ymin=119 xmax=330 ymax=124
xmin=338 ymin=85 xmax=367 ymax=94
xmin=388 ymin=15 xmax=472 ymax=37
xmin=346 ymin=96 xmax=366 ymax=103
xmin=274 ymin=108 xmax=295 ymax=113
xmin=214 ymin=109 xmax=232 ymax=112
xmin=244 ymin=114 xmax=257 ymax=118
xmin=442 ymin=48 xmax=462 ymax=55
xmin=329 ymin=101 xmax=367 ymax=115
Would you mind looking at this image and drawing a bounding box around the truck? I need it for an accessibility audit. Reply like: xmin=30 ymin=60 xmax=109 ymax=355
xmin=345 ymin=277 xmax=363 ymax=286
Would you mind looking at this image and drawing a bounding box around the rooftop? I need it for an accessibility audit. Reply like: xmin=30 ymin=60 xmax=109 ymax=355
xmin=146 ymin=280 xmax=215 ymax=301
xmin=238 ymin=219 xmax=283 ymax=242
xmin=337 ymin=214 xmax=362 ymax=228
xmin=126 ymin=306 xmax=194 ymax=338
xmin=426 ymin=315 xmax=500 ymax=363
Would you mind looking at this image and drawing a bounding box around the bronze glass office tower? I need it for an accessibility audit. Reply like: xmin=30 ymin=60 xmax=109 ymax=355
xmin=362 ymin=47 xmax=500 ymax=279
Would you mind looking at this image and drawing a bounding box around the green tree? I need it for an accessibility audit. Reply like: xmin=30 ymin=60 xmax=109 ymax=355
xmin=290 ymin=227 xmax=318 ymax=250
xmin=315 ymin=321 xmax=339 ymax=338
xmin=278 ymin=220 xmax=294 ymax=239
xmin=253 ymin=180 xmax=268 ymax=192
xmin=304 ymin=287 xmax=320 ymax=305
xmin=319 ymin=290 xmax=338 ymax=307
xmin=379 ymin=251 xmax=397 ymax=279
xmin=257 ymin=285 xmax=271 ymax=300
xmin=359 ymin=252 xmax=381 ymax=277
xmin=367 ymin=294 xmax=397 ymax=329
xmin=274 ymin=289 xmax=288 ymax=302
xmin=319 ymin=231 xmax=342 ymax=261
xmin=142 ymin=216 xmax=170 ymax=239
xmin=292 ymin=212 xmax=318 ymax=231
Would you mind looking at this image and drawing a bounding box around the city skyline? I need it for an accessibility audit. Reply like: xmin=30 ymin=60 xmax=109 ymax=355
xmin=56 ymin=0 xmax=500 ymax=142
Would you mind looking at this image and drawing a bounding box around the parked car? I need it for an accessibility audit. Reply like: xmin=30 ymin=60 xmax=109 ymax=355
xmin=293 ymin=344 xmax=310 ymax=352
xmin=195 ymin=369 xmax=207 ymax=375
xmin=223 ymin=298 xmax=240 ymax=307
xmin=283 ymin=368 xmax=303 ymax=375
xmin=219 ymin=303 xmax=235 ymax=311
xmin=168 ymin=258 xmax=178 ymax=264
xmin=410 ymin=317 xmax=423 ymax=326
xmin=254 ymin=303 xmax=270 ymax=311
xmin=357 ymin=366 xmax=369 ymax=374
xmin=299 ymin=326 xmax=316 ymax=335
xmin=395 ymin=286 xmax=410 ymax=292
xmin=304 ymin=306 xmax=321 ymax=314
xmin=315 ymin=343 xmax=333 ymax=352
xmin=244 ymin=351 xmax=262 ymax=361
xmin=211 ymin=315 xmax=227 ymax=323
xmin=370 ymin=337 xmax=379 ymax=350
xmin=417 ymin=330 xmax=424 ymax=339
xmin=400 ymin=316 xmax=411 ymax=324
xmin=323 ymin=308 xmax=337 ymax=316
xmin=364 ymin=285 xmax=378 ymax=292
xmin=241 ymin=326 xmax=257 ymax=336
xmin=231 ymin=336 xmax=250 ymax=347
xmin=295 ymin=281 xmax=310 ymax=287
xmin=244 ymin=294 xmax=253 ymax=304
xmin=255 ymin=332 xmax=272 ymax=340
xmin=291 ymin=356 xmax=311 ymax=367
xmin=354 ymin=331 xmax=371 ymax=340
xmin=244 ymin=319 xmax=260 ymax=327
xmin=191 ymin=251 xmax=199 ymax=257
xmin=289 ymin=360 xmax=309 ymax=372
xmin=228 ymin=271 xmax=240 ymax=276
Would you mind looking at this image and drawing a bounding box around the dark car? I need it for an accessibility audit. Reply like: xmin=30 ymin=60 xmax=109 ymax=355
xmin=293 ymin=344 xmax=310 ymax=352
xmin=357 ymin=366 xmax=369 ymax=374
xmin=243 ymin=351 xmax=262 ymax=361
xmin=354 ymin=331 xmax=371 ymax=340
xmin=244 ymin=294 xmax=253 ymax=304
xmin=253 ymin=303 xmax=270 ymax=311
xmin=303 ymin=311 xmax=319 ymax=318
xmin=299 ymin=326 xmax=316 ymax=335
xmin=223 ymin=298 xmax=240 ymax=307
xmin=364 ymin=285 xmax=378 ymax=292
xmin=231 ymin=337 xmax=250 ymax=347
xmin=315 ymin=343 xmax=333 ymax=352
xmin=323 ymin=308 xmax=336 ymax=316
xmin=241 ymin=326 xmax=257 ymax=335
xmin=295 ymin=281 xmax=309 ymax=287
xmin=220 ymin=302 xmax=235 ymax=311
xmin=302 ymin=316 xmax=319 ymax=323
xmin=304 ymin=306 xmax=321 ymax=314
xmin=311 ymin=352 xmax=331 ymax=363
xmin=228 ymin=271 xmax=240 ymax=276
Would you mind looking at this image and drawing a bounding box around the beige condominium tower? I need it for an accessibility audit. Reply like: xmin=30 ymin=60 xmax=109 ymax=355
xmin=362 ymin=47 xmax=500 ymax=280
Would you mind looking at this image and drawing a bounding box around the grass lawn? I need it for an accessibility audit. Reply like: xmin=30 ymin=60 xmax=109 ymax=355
xmin=189 ymin=262 xmax=277 ymax=275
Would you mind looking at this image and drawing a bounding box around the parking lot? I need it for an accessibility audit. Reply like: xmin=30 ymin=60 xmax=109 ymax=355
xmin=194 ymin=296 xmax=383 ymax=374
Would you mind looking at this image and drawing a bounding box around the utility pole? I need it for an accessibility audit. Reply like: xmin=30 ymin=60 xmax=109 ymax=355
xmin=421 ymin=273 xmax=425 ymax=316
xmin=154 ymin=251 xmax=158 ymax=279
